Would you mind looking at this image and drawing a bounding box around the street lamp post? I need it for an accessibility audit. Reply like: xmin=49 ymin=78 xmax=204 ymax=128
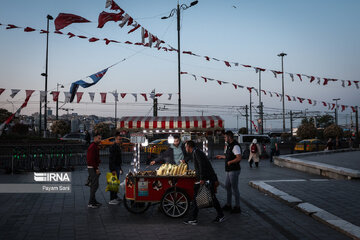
xmin=42 ymin=14 xmax=53 ymax=138
xmin=56 ymin=83 xmax=64 ymax=120
xmin=162 ymin=0 xmax=198 ymax=117
xmin=333 ymin=98 xmax=340 ymax=125
xmin=249 ymin=89 xmax=253 ymax=134
xmin=258 ymin=71 xmax=264 ymax=134
xmin=278 ymin=52 xmax=287 ymax=133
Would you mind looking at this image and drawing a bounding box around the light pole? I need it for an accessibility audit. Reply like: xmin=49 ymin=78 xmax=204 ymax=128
xmin=249 ymin=89 xmax=253 ymax=134
xmin=56 ymin=83 xmax=64 ymax=120
xmin=162 ymin=0 xmax=198 ymax=117
xmin=41 ymin=14 xmax=53 ymax=138
xmin=333 ymin=98 xmax=340 ymax=125
xmin=278 ymin=52 xmax=287 ymax=133
xmin=258 ymin=71 xmax=264 ymax=134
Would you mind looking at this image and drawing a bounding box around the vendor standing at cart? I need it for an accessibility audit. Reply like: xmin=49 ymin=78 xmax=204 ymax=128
xmin=108 ymin=133 xmax=123 ymax=205
xmin=183 ymin=140 xmax=225 ymax=225
xmin=150 ymin=135 xmax=190 ymax=165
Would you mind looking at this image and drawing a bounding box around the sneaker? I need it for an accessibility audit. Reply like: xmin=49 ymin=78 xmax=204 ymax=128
xmin=183 ymin=219 xmax=198 ymax=225
xmin=87 ymin=203 xmax=99 ymax=209
xmin=116 ymin=197 xmax=122 ymax=202
xmin=231 ymin=206 xmax=241 ymax=214
xmin=94 ymin=201 xmax=102 ymax=206
xmin=222 ymin=204 xmax=232 ymax=211
xmin=108 ymin=199 xmax=120 ymax=205
xmin=213 ymin=215 xmax=225 ymax=223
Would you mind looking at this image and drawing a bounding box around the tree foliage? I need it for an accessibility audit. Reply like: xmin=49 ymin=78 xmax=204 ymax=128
xmin=324 ymin=124 xmax=343 ymax=139
xmin=94 ymin=122 xmax=111 ymax=138
xmin=0 ymin=108 xmax=12 ymax=123
xmin=11 ymin=123 xmax=29 ymax=135
xmin=297 ymin=123 xmax=317 ymax=139
xmin=51 ymin=120 xmax=70 ymax=136
xmin=238 ymin=127 xmax=248 ymax=134
xmin=316 ymin=114 xmax=334 ymax=128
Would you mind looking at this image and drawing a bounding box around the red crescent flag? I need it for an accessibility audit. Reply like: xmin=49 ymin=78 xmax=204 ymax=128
xmin=54 ymin=13 xmax=90 ymax=31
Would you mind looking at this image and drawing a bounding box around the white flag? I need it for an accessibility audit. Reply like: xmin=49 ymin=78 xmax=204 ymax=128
xmin=10 ymin=89 xmax=20 ymax=98
xmin=341 ymin=80 xmax=345 ymax=88
xmin=150 ymin=89 xmax=155 ymax=100
xmin=168 ymin=93 xmax=172 ymax=100
xmin=111 ymin=92 xmax=119 ymax=102
xmin=317 ymin=77 xmax=321 ymax=85
xmin=119 ymin=14 xmax=130 ymax=28
xmin=89 ymin=92 xmax=95 ymax=102
xmin=289 ymin=73 xmax=294 ymax=82
xmin=132 ymin=93 xmax=137 ymax=102
xmin=105 ymin=0 xmax=112 ymax=8
xmin=354 ymin=81 xmax=359 ymax=89
xmin=40 ymin=91 xmax=46 ymax=102
xmin=313 ymin=100 xmax=317 ymax=106
xmin=64 ymin=92 xmax=71 ymax=103
xmin=271 ymin=70 xmax=278 ymax=78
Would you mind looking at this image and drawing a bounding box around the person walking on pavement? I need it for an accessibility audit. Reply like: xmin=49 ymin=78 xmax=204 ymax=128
xmin=326 ymin=138 xmax=333 ymax=150
xmin=87 ymin=132 xmax=102 ymax=209
xmin=216 ymin=131 xmax=242 ymax=214
xmin=108 ymin=133 xmax=123 ymax=205
xmin=150 ymin=135 xmax=190 ymax=165
xmin=248 ymin=138 xmax=261 ymax=168
xmin=85 ymin=130 xmax=91 ymax=145
xmin=269 ymin=134 xmax=278 ymax=162
xmin=183 ymin=140 xmax=225 ymax=225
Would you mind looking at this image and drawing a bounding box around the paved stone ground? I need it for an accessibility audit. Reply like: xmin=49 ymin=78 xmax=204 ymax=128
xmin=0 ymin=158 xmax=352 ymax=240
xmin=267 ymin=180 xmax=360 ymax=226
xmin=293 ymin=150 xmax=360 ymax=171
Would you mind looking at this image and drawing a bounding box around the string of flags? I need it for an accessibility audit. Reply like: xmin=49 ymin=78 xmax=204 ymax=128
xmin=0 ymin=88 xmax=175 ymax=104
xmin=2 ymin=19 xmax=358 ymax=90
xmin=2 ymin=0 xmax=358 ymax=90
xmin=179 ymin=72 xmax=358 ymax=113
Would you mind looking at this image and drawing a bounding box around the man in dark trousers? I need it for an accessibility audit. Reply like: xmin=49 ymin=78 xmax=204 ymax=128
xmin=87 ymin=132 xmax=102 ymax=208
xmin=183 ymin=140 xmax=225 ymax=225
xmin=216 ymin=131 xmax=242 ymax=214
xmin=108 ymin=133 xmax=123 ymax=205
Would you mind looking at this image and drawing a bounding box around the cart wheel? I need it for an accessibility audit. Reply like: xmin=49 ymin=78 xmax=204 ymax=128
xmin=123 ymin=195 xmax=151 ymax=214
xmin=160 ymin=188 xmax=190 ymax=218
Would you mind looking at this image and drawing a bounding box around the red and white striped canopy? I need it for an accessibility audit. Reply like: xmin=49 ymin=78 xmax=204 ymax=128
xmin=118 ymin=116 xmax=224 ymax=131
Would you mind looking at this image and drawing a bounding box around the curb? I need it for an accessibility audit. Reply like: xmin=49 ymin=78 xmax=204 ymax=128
xmin=274 ymin=150 xmax=360 ymax=180
xmin=249 ymin=180 xmax=360 ymax=240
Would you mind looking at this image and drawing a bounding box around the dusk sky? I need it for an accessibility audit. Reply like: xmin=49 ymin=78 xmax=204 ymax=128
xmin=0 ymin=0 xmax=359 ymax=129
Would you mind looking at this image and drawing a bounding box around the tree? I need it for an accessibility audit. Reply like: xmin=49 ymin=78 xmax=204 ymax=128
xmin=296 ymin=123 xmax=317 ymax=139
xmin=51 ymin=120 xmax=70 ymax=137
xmin=11 ymin=123 xmax=29 ymax=135
xmin=238 ymin=127 xmax=248 ymax=134
xmin=324 ymin=124 xmax=343 ymax=139
xmin=0 ymin=108 xmax=12 ymax=123
xmin=94 ymin=122 xmax=111 ymax=138
xmin=316 ymin=114 xmax=334 ymax=128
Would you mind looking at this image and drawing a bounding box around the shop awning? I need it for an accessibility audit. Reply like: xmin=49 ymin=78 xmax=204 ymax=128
xmin=118 ymin=116 xmax=224 ymax=131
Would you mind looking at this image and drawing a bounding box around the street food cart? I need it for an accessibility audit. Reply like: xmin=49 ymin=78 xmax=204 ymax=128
xmin=118 ymin=116 xmax=224 ymax=218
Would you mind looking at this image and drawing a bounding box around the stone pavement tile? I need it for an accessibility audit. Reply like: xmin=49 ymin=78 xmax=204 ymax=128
xmin=268 ymin=180 xmax=360 ymax=226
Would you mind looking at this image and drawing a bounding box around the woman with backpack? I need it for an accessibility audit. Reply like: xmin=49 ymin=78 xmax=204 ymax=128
xmin=248 ymin=138 xmax=261 ymax=168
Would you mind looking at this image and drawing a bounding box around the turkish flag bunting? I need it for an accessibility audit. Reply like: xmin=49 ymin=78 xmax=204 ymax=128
xmin=308 ymin=99 xmax=312 ymax=104
xmin=331 ymin=103 xmax=336 ymax=110
xmin=24 ymin=27 xmax=36 ymax=32
xmin=322 ymin=101 xmax=327 ymax=107
xmin=89 ymin=37 xmax=99 ymax=42
xmin=100 ymin=92 xmax=107 ymax=103
xmin=232 ymin=84 xmax=238 ymax=89
xmin=0 ymin=88 xmax=4 ymax=96
xmin=341 ymin=105 xmax=346 ymax=112
xmin=201 ymin=77 xmax=207 ymax=83
xmin=247 ymin=87 xmax=252 ymax=93
xmin=98 ymin=11 xmax=123 ymax=28
xmin=310 ymin=76 xmax=315 ymax=83
xmin=217 ymin=81 xmax=222 ymax=85
xmin=286 ymin=95 xmax=291 ymax=101
xmin=155 ymin=93 xmax=163 ymax=97
xmin=76 ymin=92 xmax=84 ymax=103
xmin=51 ymin=91 xmax=60 ymax=101
xmin=224 ymin=61 xmax=231 ymax=67
xmin=296 ymin=74 xmax=302 ymax=81
xmin=54 ymin=13 xmax=90 ymax=31
xmin=242 ymin=65 xmax=252 ymax=68
xmin=67 ymin=32 xmax=75 ymax=38
xmin=205 ymin=56 xmax=210 ymax=61
xmin=141 ymin=93 xmax=148 ymax=101
xmin=351 ymin=106 xmax=356 ymax=112
xmin=120 ymin=93 xmax=127 ymax=98
xmin=6 ymin=24 xmax=19 ymax=29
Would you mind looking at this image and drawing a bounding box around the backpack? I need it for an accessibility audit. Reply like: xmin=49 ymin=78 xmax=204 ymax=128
xmin=251 ymin=144 xmax=258 ymax=153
